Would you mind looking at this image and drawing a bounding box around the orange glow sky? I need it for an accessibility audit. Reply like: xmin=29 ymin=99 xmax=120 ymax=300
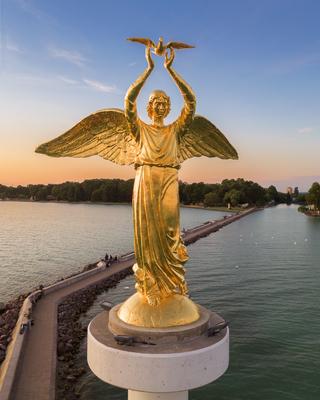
xmin=1 ymin=1 xmax=319 ymax=192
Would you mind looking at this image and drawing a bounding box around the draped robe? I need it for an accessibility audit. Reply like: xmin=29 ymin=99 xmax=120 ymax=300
xmin=132 ymin=119 xmax=189 ymax=305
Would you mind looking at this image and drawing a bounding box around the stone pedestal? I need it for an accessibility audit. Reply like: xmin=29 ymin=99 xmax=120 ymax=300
xmin=87 ymin=303 xmax=229 ymax=399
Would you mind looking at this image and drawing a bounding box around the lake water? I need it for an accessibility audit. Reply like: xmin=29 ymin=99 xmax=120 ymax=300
xmin=1 ymin=203 xmax=319 ymax=399
xmin=0 ymin=201 xmax=228 ymax=302
xmin=74 ymin=205 xmax=320 ymax=400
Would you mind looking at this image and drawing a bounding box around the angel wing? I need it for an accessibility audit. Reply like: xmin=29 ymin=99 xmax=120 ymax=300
xmin=177 ymin=115 xmax=238 ymax=163
xmin=35 ymin=108 xmax=137 ymax=165
xmin=167 ymin=41 xmax=195 ymax=50
xmin=127 ymin=37 xmax=155 ymax=47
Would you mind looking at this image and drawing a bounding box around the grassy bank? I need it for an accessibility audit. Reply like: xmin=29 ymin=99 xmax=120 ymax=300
xmin=181 ymin=204 xmax=243 ymax=213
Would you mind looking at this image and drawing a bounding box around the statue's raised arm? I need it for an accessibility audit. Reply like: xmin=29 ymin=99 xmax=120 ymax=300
xmin=125 ymin=46 xmax=154 ymax=138
xmin=162 ymin=48 xmax=238 ymax=162
xmin=164 ymin=49 xmax=196 ymax=131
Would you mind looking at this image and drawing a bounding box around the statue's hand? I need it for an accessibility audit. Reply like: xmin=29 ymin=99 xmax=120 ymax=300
xmin=145 ymin=46 xmax=154 ymax=71
xmin=164 ymin=48 xmax=175 ymax=69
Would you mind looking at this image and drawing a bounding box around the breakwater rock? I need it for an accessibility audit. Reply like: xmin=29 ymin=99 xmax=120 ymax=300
xmin=56 ymin=269 xmax=132 ymax=400
xmin=0 ymin=261 xmax=101 ymax=368
xmin=0 ymin=295 xmax=27 ymax=364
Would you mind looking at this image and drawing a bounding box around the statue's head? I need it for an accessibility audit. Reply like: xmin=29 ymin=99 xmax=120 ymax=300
xmin=147 ymin=90 xmax=171 ymax=120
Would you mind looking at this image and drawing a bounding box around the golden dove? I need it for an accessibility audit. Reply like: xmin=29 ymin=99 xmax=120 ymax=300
xmin=127 ymin=36 xmax=194 ymax=56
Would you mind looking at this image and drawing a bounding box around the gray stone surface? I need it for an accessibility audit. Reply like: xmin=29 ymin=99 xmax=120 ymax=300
xmin=109 ymin=304 xmax=215 ymax=343
xmin=91 ymin=308 xmax=227 ymax=354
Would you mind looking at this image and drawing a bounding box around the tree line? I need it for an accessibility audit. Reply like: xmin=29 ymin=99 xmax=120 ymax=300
xmin=0 ymin=178 xmax=291 ymax=207
xmin=0 ymin=179 xmax=134 ymax=203
xmin=298 ymin=182 xmax=320 ymax=213
xmin=180 ymin=179 xmax=291 ymax=207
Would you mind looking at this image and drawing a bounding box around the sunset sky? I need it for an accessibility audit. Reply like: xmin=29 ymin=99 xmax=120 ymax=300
xmin=1 ymin=0 xmax=319 ymax=191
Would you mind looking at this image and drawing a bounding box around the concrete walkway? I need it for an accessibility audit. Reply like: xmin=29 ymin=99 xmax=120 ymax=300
xmin=182 ymin=208 xmax=256 ymax=245
xmin=10 ymin=208 xmax=256 ymax=400
xmin=11 ymin=260 xmax=133 ymax=400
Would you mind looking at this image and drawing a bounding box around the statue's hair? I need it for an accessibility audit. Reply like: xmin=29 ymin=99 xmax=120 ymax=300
xmin=147 ymin=90 xmax=171 ymax=119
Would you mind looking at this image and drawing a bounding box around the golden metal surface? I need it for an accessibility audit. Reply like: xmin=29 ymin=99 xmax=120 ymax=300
xmin=117 ymin=293 xmax=200 ymax=328
xmin=127 ymin=37 xmax=194 ymax=56
xmin=36 ymin=40 xmax=238 ymax=327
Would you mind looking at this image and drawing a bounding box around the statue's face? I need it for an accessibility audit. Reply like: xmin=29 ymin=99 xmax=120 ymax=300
xmin=151 ymin=96 xmax=169 ymax=119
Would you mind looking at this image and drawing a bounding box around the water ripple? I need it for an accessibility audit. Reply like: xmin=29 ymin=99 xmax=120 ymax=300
xmin=1 ymin=203 xmax=320 ymax=399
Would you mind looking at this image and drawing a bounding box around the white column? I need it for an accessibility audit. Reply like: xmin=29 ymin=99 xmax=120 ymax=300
xmin=88 ymin=311 xmax=229 ymax=399
xmin=128 ymin=390 xmax=188 ymax=400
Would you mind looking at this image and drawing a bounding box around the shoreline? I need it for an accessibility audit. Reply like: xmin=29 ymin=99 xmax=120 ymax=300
xmin=0 ymin=198 xmax=130 ymax=206
xmin=298 ymin=209 xmax=320 ymax=217
xmin=181 ymin=204 xmax=243 ymax=212
xmin=1 ymin=198 xmax=244 ymax=213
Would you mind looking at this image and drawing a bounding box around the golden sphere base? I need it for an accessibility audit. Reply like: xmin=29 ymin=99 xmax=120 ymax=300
xmin=117 ymin=293 xmax=200 ymax=328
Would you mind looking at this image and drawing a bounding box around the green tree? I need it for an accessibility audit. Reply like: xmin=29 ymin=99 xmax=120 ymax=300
xmin=266 ymin=185 xmax=279 ymax=203
xmin=34 ymin=186 xmax=48 ymax=201
xmin=286 ymin=192 xmax=292 ymax=205
xmin=223 ymin=189 xmax=242 ymax=207
xmin=28 ymin=184 xmax=46 ymax=200
xmin=118 ymin=179 xmax=134 ymax=202
xmin=204 ymin=192 xmax=222 ymax=207
xmin=82 ymin=179 xmax=104 ymax=201
xmin=296 ymin=193 xmax=306 ymax=204
xmin=91 ymin=188 xmax=104 ymax=202
xmin=74 ymin=183 xmax=86 ymax=201
xmin=306 ymin=182 xmax=320 ymax=210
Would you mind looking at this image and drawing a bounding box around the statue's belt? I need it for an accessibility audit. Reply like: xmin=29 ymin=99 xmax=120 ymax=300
xmin=134 ymin=163 xmax=180 ymax=170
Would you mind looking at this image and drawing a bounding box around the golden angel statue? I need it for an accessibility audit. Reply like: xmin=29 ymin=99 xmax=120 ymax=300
xmin=36 ymin=44 xmax=238 ymax=327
